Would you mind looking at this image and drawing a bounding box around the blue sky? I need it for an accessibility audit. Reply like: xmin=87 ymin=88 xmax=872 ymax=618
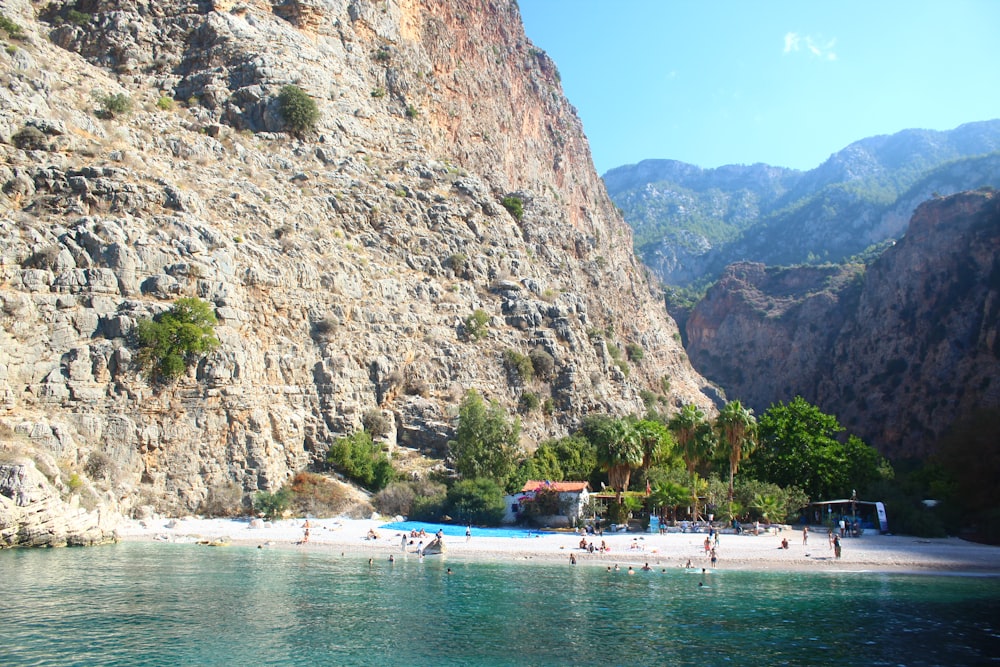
xmin=518 ymin=1 xmax=1000 ymax=174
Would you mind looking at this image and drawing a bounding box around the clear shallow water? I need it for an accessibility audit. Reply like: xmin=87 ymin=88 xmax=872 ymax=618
xmin=1 ymin=542 xmax=998 ymax=666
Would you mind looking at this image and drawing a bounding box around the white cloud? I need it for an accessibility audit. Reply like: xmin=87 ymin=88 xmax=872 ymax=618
xmin=784 ymin=32 xmax=801 ymax=54
xmin=783 ymin=32 xmax=837 ymax=61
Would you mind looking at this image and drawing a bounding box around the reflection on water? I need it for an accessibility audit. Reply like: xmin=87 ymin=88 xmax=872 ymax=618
xmin=1 ymin=542 xmax=998 ymax=666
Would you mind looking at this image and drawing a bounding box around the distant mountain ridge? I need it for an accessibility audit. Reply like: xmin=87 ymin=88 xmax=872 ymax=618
xmin=605 ymin=120 xmax=1000 ymax=286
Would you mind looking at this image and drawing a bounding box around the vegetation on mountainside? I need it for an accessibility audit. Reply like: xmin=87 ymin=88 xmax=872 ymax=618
xmin=134 ymin=298 xmax=219 ymax=383
xmin=327 ymin=431 xmax=397 ymax=492
xmin=501 ymin=195 xmax=524 ymax=221
xmin=277 ymin=84 xmax=319 ymax=135
xmin=0 ymin=13 xmax=25 ymax=39
xmin=96 ymin=92 xmax=133 ymax=118
xmin=611 ymin=138 xmax=1000 ymax=288
xmin=462 ymin=309 xmax=489 ymax=341
xmin=372 ymin=390 xmax=894 ymax=532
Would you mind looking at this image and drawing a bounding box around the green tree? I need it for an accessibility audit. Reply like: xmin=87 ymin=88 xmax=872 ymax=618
xmin=584 ymin=416 xmax=642 ymax=505
xmin=516 ymin=435 xmax=599 ymax=488
xmin=449 ymin=390 xmax=521 ymax=490
xmin=747 ymin=396 xmax=890 ymax=500
xmin=253 ymin=487 xmax=293 ymax=520
xmin=135 ymin=297 xmax=219 ymax=382
xmin=97 ymin=92 xmax=133 ymax=118
xmin=446 ymin=478 xmax=506 ymax=525
xmin=503 ymin=348 xmax=533 ymax=383
xmin=715 ymin=400 xmax=757 ymax=514
xmin=501 ymin=195 xmax=524 ymax=221
xmin=634 ymin=418 xmax=673 ymax=471
xmin=327 ymin=431 xmax=397 ymax=491
xmin=277 ymin=84 xmax=319 ymax=135
xmin=463 ymin=309 xmax=489 ymax=341
xmin=649 ymin=479 xmax=690 ymax=522
xmin=669 ymin=404 xmax=714 ymax=520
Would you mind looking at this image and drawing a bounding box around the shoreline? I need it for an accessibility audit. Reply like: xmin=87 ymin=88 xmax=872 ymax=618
xmin=115 ymin=516 xmax=1000 ymax=575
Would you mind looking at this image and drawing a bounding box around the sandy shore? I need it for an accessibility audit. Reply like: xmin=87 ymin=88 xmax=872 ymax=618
xmin=115 ymin=515 xmax=1000 ymax=574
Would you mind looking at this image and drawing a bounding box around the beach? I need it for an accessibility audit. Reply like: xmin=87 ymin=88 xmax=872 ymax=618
xmin=116 ymin=515 xmax=1000 ymax=573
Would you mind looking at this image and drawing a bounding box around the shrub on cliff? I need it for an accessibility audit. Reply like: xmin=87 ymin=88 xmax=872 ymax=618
xmin=134 ymin=297 xmax=219 ymax=383
xmin=463 ymin=309 xmax=489 ymax=341
xmin=0 ymin=13 xmax=25 ymax=39
xmin=501 ymin=195 xmax=524 ymax=221
xmin=503 ymin=348 xmax=533 ymax=384
xmin=327 ymin=431 xmax=397 ymax=492
xmin=277 ymin=84 xmax=319 ymax=136
xmin=96 ymin=92 xmax=133 ymax=118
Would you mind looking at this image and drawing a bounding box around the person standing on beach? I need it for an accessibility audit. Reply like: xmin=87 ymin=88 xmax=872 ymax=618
xmin=710 ymin=548 xmax=718 ymax=568
xmin=401 ymin=533 xmax=408 ymax=552
xmin=466 ymin=525 xmax=471 ymax=542
xmin=302 ymin=519 xmax=310 ymax=544
xmin=803 ymin=525 xmax=808 ymax=545
xmin=834 ymin=535 xmax=842 ymax=559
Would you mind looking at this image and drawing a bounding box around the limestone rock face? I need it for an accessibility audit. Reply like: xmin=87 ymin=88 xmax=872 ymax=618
xmin=686 ymin=190 xmax=1000 ymax=459
xmin=0 ymin=0 xmax=715 ymax=521
xmin=0 ymin=460 xmax=118 ymax=547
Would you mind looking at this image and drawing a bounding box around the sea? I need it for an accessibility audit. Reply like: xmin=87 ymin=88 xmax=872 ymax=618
xmin=1 ymin=541 xmax=998 ymax=666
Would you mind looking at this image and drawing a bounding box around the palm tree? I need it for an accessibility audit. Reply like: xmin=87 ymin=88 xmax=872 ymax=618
xmin=669 ymin=404 xmax=713 ymax=520
xmin=715 ymin=400 xmax=757 ymax=517
xmin=590 ymin=417 xmax=642 ymax=505
xmin=634 ymin=418 xmax=672 ymax=472
xmin=650 ymin=480 xmax=690 ymax=523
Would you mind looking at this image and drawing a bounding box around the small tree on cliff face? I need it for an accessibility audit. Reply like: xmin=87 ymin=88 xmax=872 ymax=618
xmin=277 ymin=85 xmax=319 ymax=136
xmin=135 ymin=297 xmax=219 ymax=383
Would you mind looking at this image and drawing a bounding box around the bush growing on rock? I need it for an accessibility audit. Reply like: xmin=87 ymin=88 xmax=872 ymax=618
xmin=327 ymin=431 xmax=397 ymax=491
xmin=626 ymin=343 xmax=645 ymax=362
xmin=529 ymin=347 xmax=555 ymax=380
xmin=501 ymin=195 xmax=524 ymax=221
xmin=463 ymin=309 xmax=489 ymax=341
xmin=362 ymin=409 xmax=393 ymax=439
xmin=277 ymin=84 xmax=319 ymax=136
xmin=96 ymin=92 xmax=133 ymax=118
xmin=288 ymin=471 xmax=356 ymax=517
xmin=134 ymin=297 xmax=219 ymax=383
xmin=503 ymin=348 xmax=533 ymax=384
xmin=0 ymin=13 xmax=25 ymax=39
xmin=84 ymin=451 xmax=114 ymax=482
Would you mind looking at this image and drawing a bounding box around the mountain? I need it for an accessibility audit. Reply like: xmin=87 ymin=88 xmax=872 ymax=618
xmin=0 ymin=0 xmax=716 ymax=544
xmin=605 ymin=121 xmax=1000 ymax=286
xmin=685 ymin=189 xmax=1000 ymax=460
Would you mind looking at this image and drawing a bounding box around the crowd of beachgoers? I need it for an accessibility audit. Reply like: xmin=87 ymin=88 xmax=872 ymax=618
xmin=116 ymin=515 xmax=1000 ymax=573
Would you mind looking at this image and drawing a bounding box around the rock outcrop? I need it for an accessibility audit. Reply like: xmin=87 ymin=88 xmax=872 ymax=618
xmin=0 ymin=458 xmax=118 ymax=547
xmin=686 ymin=189 xmax=1000 ymax=459
xmin=0 ymin=0 xmax=715 ymax=532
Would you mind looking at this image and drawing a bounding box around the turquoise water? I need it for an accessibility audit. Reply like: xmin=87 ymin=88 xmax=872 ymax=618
xmin=1 ymin=542 xmax=998 ymax=666
xmin=380 ymin=520 xmax=555 ymax=538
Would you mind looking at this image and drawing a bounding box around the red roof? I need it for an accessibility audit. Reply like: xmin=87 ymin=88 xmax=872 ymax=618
xmin=521 ymin=480 xmax=589 ymax=493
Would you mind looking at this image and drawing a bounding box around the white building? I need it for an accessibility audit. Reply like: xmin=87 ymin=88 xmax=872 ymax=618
xmin=503 ymin=480 xmax=591 ymax=527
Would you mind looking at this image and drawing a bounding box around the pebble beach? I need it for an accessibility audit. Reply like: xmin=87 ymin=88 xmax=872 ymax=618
xmin=116 ymin=516 xmax=1000 ymax=574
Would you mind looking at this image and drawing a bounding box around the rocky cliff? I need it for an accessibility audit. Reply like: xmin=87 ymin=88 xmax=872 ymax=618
xmin=686 ymin=189 xmax=1000 ymax=459
xmin=0 ymin=0 xmax=715 ymax=537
